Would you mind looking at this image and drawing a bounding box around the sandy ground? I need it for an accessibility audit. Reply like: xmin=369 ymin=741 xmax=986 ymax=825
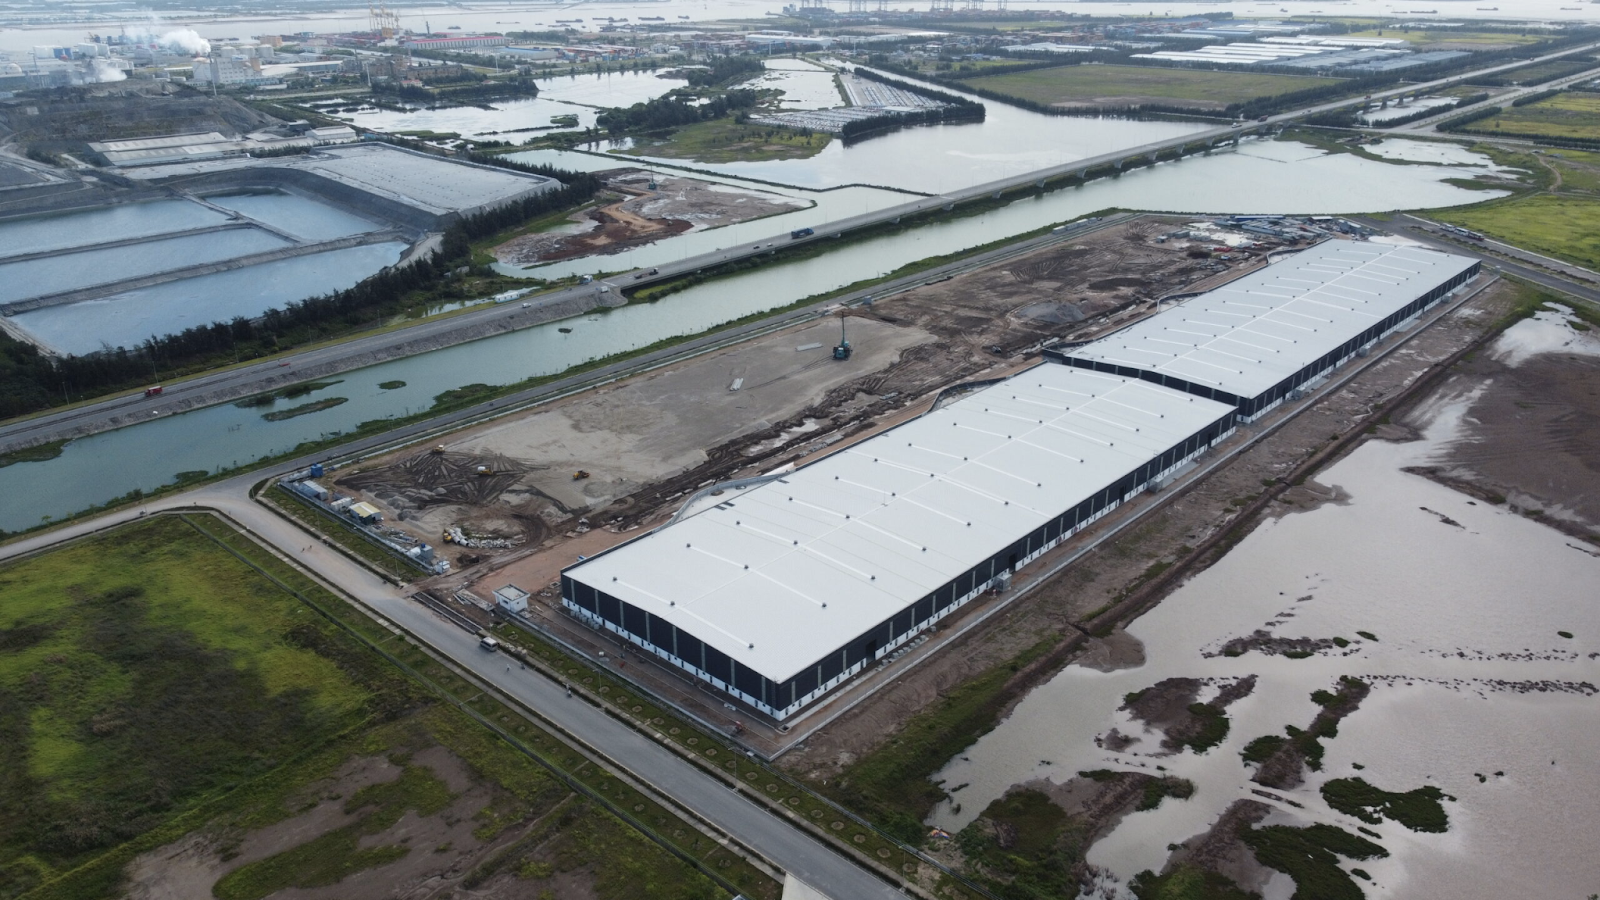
xmin=778 ymin=279 xmax=1523 ymax=779
xmin=492 ymin=169 xmax=807 ymax=265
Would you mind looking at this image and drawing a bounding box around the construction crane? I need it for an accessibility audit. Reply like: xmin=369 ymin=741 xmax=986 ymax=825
xmin=368 ymin=3 xmax=400 ymax=38
xmin=833 ymin=314 xmax=852 ymax=361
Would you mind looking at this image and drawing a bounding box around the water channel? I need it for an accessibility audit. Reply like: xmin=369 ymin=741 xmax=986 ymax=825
xmin=0 ymin=138 xmax=1507 ymax=532
xmin=926 ymin=312 xmax=1600 ymax=898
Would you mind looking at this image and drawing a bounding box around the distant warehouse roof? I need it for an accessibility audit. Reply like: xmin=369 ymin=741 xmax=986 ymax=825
xmin=562 ymin=365 xmax=1236 ymax=719
xmin=1048 ymin=241 xmax=1480 ymax=419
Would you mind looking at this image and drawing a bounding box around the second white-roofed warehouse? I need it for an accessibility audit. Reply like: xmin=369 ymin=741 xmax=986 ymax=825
xmin=1046 ymin=241 xmax=1480 ymax=420
xmin=561 ymin=365 xmax=1236 ymax=720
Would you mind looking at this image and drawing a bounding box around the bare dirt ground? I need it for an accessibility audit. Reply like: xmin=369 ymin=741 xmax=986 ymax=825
xmin=124 ymin=746 xmax=512 ymax=900
xmin=491 ymin=169 xmax=806 ymax=265
xmin=779 ymin=279 xmax=1523 ymax=780
xmin=339 ymin=218 xmax=1222 ymax=580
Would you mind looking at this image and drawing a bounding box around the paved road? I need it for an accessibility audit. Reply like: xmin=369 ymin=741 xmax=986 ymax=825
xmin=7 ymin=42 xmax=1596 ymax=453
xmin=1359 ymin=215 xmax=1600 ymax=307
xmin=1385 ymin=62 xmax=1600 ymax=134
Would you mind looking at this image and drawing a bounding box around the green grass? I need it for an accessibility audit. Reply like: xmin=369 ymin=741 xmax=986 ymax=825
xmin=957 ymin=64 xmax=1337 ymax=111
xmin=1460 ymin=91 xmax=1600 ymax=141
xmin=1176 ymin=703 xmax=1230 ymax=754
xmin=829 ymin=635 xmax=1061 ymax=841
xmin=1345 ymin=28 xmax=1542 ymax=46
xmin=1320 ymin=778 xmax=1450 ymax=832
xmin=1130 ymin=864 xmax=1260 ymax=900
xmin=956 ymin=788 xmax=1076 ymax=899
xmin=624 ymin=118 xmax=832 ymax=163
xmin=1432 ymin=192 xmax=1600 ymax=271
xmin=1240 ymin=735 xmax=1288 ymax=766
xmin=260 ymin=396 xmax=349 ymax=421
xmin=0 ymin=440 xmax=65 ymax=470
xmin=3 ymin=515 xmax=774 ymax=900
xmin=0 ymin=516 xmax=377 ymax=891
xmin=1241 ymin=823 xmax=1387 ymax=900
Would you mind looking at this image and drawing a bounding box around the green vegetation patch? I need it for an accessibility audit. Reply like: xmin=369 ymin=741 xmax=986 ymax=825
xmin=1320 ymin=777 xmax=1450 ymax=832
xmin=1130 ymin=863 xmax=1260 ymax=900
xmin=1460 ymin=91 xmax=1600 ymax=141
xmin=234 ymin=379 xmax=345 ymax=408
xmin=1176 ymin=703 xmax=1231 ymax=754
xmin=827 ymin=635 xmax=1059 ymax=842
xmin=626 ymin=117 xmax=832 ymax=163
xmin=260 ymin=396 xmax=349 ymax=421
xmin=0 ymin=439 xmax=66 ymax=469
xmin=0 ymin=516 xmax=375 ymax=888
xmin=1433 ymin=192 xmax=1600 ymax=272
xmin=956 ymin=64 xmax=1336 ymax=111
xmin=1241 ymin=823 xmax=1387 ymax=900
xmin=1138 ymin=777 xmax=1196 ymax=812
xmin=957 ymin=788 xmax=1077 ymax=899
xmin=1241 ymin=734 xmax=1288 ymax=766
xmin=378 ymin=380 xmax=407 ymax=390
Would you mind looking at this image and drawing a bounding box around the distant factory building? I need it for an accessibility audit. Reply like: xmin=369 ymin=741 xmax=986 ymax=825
xmin=1047 ymin=241 xmax=1480 ymax=421
xmin=402 ymin=34 xmax=511 ymax=50
xmin=561 ymin=366 xmax=1236 ymax=720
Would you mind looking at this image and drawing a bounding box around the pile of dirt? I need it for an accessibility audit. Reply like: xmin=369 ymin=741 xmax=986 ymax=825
xmin=491 ymin=169 xmax=804 ymax=265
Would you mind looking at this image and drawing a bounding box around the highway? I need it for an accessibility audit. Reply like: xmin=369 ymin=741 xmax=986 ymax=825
xmin=1357 ymin=215 xmax=1600 ymax=307
xmin=5 ymin=39 xmax=1597 ymax=453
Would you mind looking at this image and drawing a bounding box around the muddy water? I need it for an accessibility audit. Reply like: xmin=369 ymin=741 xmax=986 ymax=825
xmin=928 ymin=317 xmax=1600 ymax=898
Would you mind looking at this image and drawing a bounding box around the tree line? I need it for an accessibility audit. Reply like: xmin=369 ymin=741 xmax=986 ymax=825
xmin=682 ymin=55 xmax=765 ymax=88
xmin=0 ymin=159 xmax=600 ymax=420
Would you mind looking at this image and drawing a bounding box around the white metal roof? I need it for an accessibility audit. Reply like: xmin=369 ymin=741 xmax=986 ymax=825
xmin=566 ymin=366 xmax=1233 ymax=683
xmin=1060 ymin=241 xmax=1477 ymax=400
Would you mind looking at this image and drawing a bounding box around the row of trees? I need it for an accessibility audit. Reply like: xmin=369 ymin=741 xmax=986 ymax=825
xmin=0 ymin=159 xmax=600 ymax=419
xmin=683 ymin=55 xmax=765 ymax=88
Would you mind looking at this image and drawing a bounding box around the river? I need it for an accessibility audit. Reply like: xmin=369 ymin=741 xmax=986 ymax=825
xmin=926 ymin=311 xmax=1600 ymax=899
xmin=0 ymin=137 xmax=1509 ymax=533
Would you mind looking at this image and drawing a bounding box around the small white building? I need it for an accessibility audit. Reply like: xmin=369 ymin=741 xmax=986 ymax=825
xmin=493 ymin=585 xmax=531 ymax=615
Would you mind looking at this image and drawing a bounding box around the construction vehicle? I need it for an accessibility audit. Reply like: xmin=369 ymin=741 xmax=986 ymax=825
xmin=144 ymin=385 xmax=163 ymax=398
xmin=430 ymin=445 xmax=446 ymax=455
xmin=832 ymin=315 xmax=852 ymax=361
xmin=476 ymin=465 xmax=494 ymax=476
xmin=573 ymin=470 xmax=591 ymax=480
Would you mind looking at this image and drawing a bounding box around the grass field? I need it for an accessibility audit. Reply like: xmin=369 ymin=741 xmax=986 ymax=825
xmin=627 ymin=118 xmax=831 ymax=163
xmin=1346 ymin=28 xmax=1542 ymax=47
xmin=1434 ymin=193 xmax=1600 ymax=271
xmin=0 ymin=515 xmax=773 ymax=900
xmin=1461 ymin=91 xmax=1600 ymax=141
xmin=956 ymin=64 xmax=1337 ymax=111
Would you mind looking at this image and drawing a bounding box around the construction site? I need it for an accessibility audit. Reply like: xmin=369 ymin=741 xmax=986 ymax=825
xmin=490 ymin=168 xmax=809 ymax=266
xmin=333 ymin=217 xmax=1230 ymax=561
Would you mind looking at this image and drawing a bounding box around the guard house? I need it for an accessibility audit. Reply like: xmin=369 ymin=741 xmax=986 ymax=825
xmin=494 ymin=584 xmax=531 ymax=615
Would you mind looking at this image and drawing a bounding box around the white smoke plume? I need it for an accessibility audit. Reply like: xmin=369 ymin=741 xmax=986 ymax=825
xmin=125 ymin=18 xmax=212 ymax=56
xmin=158 ymin=28 xmax=211 ymax=56
xmin=90 ymin=58 xmax=127 ymax=83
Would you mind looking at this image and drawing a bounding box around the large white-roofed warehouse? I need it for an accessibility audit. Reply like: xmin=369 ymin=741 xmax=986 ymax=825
xmin=1045 ymin=241 xmax=1480 ymax=421
xmin=560 ymin=366 xmax=1236 ymax=720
